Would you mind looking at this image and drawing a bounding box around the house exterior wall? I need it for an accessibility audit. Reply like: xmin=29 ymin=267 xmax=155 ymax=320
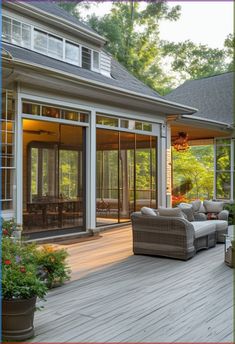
xmin=1 ymin=2 xmax=198 ymax=237
xmin=2 ymin=81 xmax=168 ymax=234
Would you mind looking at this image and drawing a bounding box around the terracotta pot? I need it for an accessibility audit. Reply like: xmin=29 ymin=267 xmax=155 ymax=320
xmin=2 ymin=296 xmax=37 ymax=341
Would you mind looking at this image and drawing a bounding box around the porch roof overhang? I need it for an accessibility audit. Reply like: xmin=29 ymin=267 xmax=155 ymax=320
xmin=2 ymin=48 xmax=197 ymax=117
xmin=169 ymin=114 xmax=234 ymax=142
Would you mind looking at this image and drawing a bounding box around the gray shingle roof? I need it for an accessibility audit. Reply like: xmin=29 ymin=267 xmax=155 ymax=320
xmin=3 ymin=43 xmax=163 ymax=99
xmin=165 ymin=72 xmax=234 ymax=125
xmin=25 ymin=1 xmax=100 ymax=37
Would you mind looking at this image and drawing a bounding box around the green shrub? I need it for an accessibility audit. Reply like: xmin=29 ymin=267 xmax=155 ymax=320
xmin=35 ymin=245 xmax=71 ymax=288
xmin=1 ymin=217 xmax=17 ymax=237
xmin=2 ymin=218 xmax=71 ymax=290
xmin=223 ymin=203 xmax=235 ymax=225
xmin=2 ymin=238 xmax=48 ymax=300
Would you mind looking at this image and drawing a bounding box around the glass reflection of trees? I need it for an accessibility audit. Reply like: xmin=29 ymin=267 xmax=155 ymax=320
xmin=216 ymin=140 xmax=231 ymax=199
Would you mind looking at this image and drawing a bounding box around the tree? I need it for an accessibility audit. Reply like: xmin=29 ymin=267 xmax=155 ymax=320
xmin=57 ymin=1 xmax=91 ymax=18
xmin=224 ymin=33 xmax=234 ymax=71
xmin=59 ymin=1 xmax=233 ymax=94
xmin=161 ymin=40 xmax=228 ymax=81
xmin=87 ymin=1 xmax=181 ymax=94
xmin=172 ymin=145 xmax=214 ymax=200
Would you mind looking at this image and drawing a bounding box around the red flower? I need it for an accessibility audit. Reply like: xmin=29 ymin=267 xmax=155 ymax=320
xmin=4 ymin=259 xmax=11 ymax=265
xmin=2 ymin=229 xmax=8 ymax=236
xmin=20 ymin=266 xmax=26 ymax=273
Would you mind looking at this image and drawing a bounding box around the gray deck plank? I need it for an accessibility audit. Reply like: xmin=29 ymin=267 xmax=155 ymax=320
xmin=30 ymin=226 xmax=233 ymax=342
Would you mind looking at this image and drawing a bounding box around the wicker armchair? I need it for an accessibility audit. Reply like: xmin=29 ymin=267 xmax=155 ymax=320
xmin=131 ymin=212 xmax=216 ymax=261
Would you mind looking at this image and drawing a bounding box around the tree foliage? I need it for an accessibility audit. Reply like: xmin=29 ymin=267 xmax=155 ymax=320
xmin=173 ymin=145 xmax=214 ymax=200
xmin=224 ymin=33 xmax=235 ymax=71
xmin=87 ymin=1 xmax=181 ymax=94
xmin=59 ymin=1 xmax=233 ymax=94
xmin=161 ymin=40 xmax=229 ymax=80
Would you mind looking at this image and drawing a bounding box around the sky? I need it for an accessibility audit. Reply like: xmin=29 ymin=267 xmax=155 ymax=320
xmin=83 ymin=1 xmax=234 ymax=49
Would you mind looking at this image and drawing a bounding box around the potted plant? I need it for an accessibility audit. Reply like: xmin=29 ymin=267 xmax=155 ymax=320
xmin=2 ymin=236 xmax=48 ymax=341
xmin=36 ymin=244 xmax=71 ymax=288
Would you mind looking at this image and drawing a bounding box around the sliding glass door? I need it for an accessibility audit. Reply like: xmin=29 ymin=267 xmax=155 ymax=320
xmin=96 ymin=129 xmax=157 ymax=226
xmin=23 ymin=119 xmax=85 ymax=234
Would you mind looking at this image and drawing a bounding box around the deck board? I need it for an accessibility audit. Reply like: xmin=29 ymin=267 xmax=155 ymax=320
xmin=31 ymin=226 xmax=233 ymax=342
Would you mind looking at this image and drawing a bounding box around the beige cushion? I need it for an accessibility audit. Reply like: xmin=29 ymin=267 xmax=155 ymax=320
xmin=192 ymin=221 xmax=216 ymax=239
xmin=158 ymin=207 xmax=184 ymax=218
xmin=141 ymin=207 xmax=157 ymax=216
xmin=211 ymin=220 xmax=228 ymax=232
xmin=178 ymin=202 xmax=192 ymax=209
xmin=191 ymin=200 xmax=202 ymax=212
xmin=178 ymin=203 xmax=195 ymax=222
xmin=203 ymin=200 xmax=224 ymax=213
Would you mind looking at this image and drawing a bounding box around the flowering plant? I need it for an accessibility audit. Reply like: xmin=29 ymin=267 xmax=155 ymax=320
xmin=172 ymin=194 xmax=189 ymax=207
xmin=35 ymin=244 xmax=71 ymax=288
xmin=1 ymin=218 xmax=17 ymax=237
xmin=2 ymin=238 xmax=48 ymax=300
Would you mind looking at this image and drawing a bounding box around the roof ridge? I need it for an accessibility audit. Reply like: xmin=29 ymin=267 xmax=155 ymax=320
xmin=188 ymin=70 xmax=234 ymax=82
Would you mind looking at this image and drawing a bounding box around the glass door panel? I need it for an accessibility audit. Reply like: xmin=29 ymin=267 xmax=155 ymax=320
xmin=59 ymin=150 xmax=79 ymax=198
xmin=23 ymin=119 xmax=85 ymax=234
xmin=96 ymin=128 xmax=158 ymax=226
xmin=136 ymin=134 xmax=157 ymax=210
xmin=96 ymin=129 xmax=119 ymax=226
xmin=119 ymin=132 xmax=135 ymax=221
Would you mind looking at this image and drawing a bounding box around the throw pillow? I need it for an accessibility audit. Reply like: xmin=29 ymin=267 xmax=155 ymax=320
xmin=141 ymin=207 xmax=157 ymax=216
xmin=207 ymin=212 xmax=219 ymax=220
xmin=190 ymin=200 xmax=202 ymax=212
xmin=203 ymin=200 xmax=224 ymax=213
xmin=199 ymin=203 xmax=206 ymax=213
xmin=177 ymin=204 xmax=195 ymax=222
xmin=158 ymin=207 xmax=184 ymax=218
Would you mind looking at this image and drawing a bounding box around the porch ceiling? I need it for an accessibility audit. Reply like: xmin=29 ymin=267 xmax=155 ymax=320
xmin=171 ymin=121 xmax=232 ymax=142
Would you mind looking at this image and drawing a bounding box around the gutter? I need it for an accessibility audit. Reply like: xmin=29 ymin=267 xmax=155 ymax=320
xmin=181 ymin=114 xmax=233 ymax=130
xmin=2 ymin=56 xmax=197 ymax=115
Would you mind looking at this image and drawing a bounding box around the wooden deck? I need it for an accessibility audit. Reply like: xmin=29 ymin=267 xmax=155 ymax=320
xmin=32 ymin=226 xmax=233 ymax=343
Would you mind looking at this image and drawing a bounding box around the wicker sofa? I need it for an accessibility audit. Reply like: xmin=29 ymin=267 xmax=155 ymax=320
xmin=131 ymin=212 xmax=219 ymax=260
xmin=190 ymin=200 xmax=229 ymax=243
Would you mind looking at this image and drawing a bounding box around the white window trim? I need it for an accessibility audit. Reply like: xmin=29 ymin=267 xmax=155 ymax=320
xmin=96 ymin=113 xmax=154 ymax=135
xmin=21 ymin=100 xmax=90 ymax=127
xmin=2 ymin=14 xmax=101 ymax=72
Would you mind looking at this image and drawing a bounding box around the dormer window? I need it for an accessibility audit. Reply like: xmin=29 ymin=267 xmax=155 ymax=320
xmin=34 ymin=29 xmax=63 ymax=59
xmin=82 ymin=47 xmax=91 ymax=70
xmin=2 ymin=16 xmax=31 ymax=48
xmin=65 ymin=41 xmax=80 ymax=65
xmin=92 ymin=51 xmax=100 ymax=71
xmin=2 ymin=15 xmax=104 ymax=74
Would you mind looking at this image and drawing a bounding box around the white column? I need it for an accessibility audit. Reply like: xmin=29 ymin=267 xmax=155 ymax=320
xmin=15 ymin=88 xmax=23 ymax=225
xmin=86 ymin=110 xmax=96 ymax=229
